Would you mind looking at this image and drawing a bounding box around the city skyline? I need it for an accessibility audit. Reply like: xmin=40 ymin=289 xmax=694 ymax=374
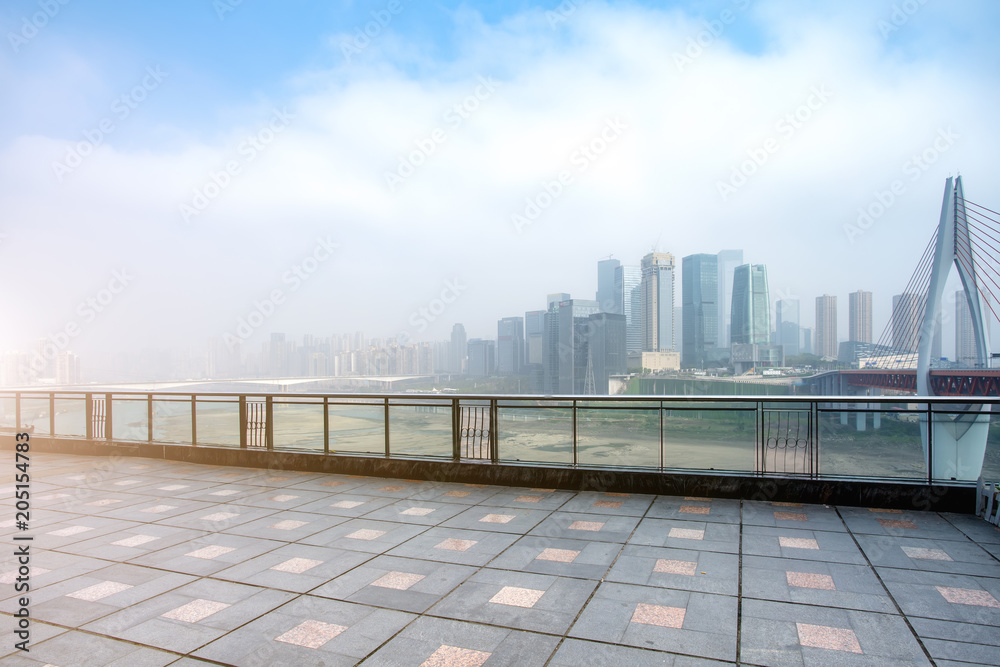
xmin=3 ymin=0 xmax=999 ymax=378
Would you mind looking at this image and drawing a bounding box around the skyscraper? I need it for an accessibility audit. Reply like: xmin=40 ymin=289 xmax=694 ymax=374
xmin=587 ymin=313 xmax=628 ymax=394
xmin=815 ymin=295 xmax=838 ymax=358
xmin=466 ymin=339 xmax=495 ymax=377
xmin=449 ymin=324 xmax=467 ymax=374
xmin=524 ymin=310 xmax=545 ymax=365
xmin=731 ymin=264 xmax=770 ymax=345
xmin=956 ymin=290 xmax=978 ymax=367
xmin=497 ymin=317 xmax=524 ymax=375
xmin=614 ymin=264 xmax=642 ymax=353
xmin=848 ymin=290 xmax=873 ymax=343
xmin=596 ymin=258 xmax=620 ymax=313
xmin=717 ymin=249 xmax=744 ymax=348
xmin=640 ymin=252 xmax=676 ymax=352
xmin=681 ymin=253 xmax=719 ymax=368
xmin=776 ymin=299 xmax=800 ymax=357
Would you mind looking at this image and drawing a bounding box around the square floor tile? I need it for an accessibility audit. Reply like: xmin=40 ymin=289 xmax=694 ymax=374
xmin=430 ymin=569 xmax=596 ymax=634
xmin=529 ymin=512 xmax=640 ymax=543
xmin=299 ymin=518 xmax=429 ymax=554
xmin=647 ymin=497 xmax=741 ymax=524
xmin=570 ymin=582 xmax=737 ymax=662
xmin=742 ymin=525 xmax=866 ymax=564
xmin=311 ymin=555 xmax=477 ymax=613
xmin=741 ymin=555 xmax=895 ymax=613
xmin=211 ymin=544 xmax=373 ymax=593
xmin=489 ymin=535 xmax=622 ymax=580
xmin=387 ymin=527 xmax=520 ymax=566
xmin=606 ymin=545 xmax=739 ymax=596
xmin=440 ymin=505 xmax=551 ymax=534
xmin=630 ymin=518 xmax=739 ymax=554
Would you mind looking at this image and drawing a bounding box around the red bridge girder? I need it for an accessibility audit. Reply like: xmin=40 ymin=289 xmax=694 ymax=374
xmin=839 ymin=370 xmax=1000 ymax=396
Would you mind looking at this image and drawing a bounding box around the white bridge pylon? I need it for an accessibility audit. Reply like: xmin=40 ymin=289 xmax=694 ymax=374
xmin=917 ymin=176 xmax=993 ymax=480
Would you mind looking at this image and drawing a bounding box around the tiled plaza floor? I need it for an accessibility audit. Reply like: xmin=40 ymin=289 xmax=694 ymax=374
xmin=0 ymin=453 xmax=998 ymax=666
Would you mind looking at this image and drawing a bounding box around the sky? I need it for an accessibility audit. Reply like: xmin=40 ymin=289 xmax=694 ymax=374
xmin=2 ymin=0 xmax=1000 ymax=367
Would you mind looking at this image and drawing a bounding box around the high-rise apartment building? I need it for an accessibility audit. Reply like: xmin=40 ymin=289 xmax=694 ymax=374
xmin=497 ymin=317 xmax=525 ymax=375
xmin=614 ymin=264 xmax=642 ymax=353
xmin=815 ymin=295 xmax=838 ymax=358
xmin=466 ymin=339 xmax=495 ymax=377
xmin=596 ymin=258 xmax=620 ymax=313
xmin=849 ymin=290 xmax=873 ymax=343
xmin=640 ymin=252 xmax=676 ymax=352
xmin=681 ymin=253 xmax=719 ymax=368
xmin=524 ymin=310 xmax=545 ymax=365
xmin=717 ymin=249 xmax=744 ymax=348
xmin=776 ymin=299 xmax=800 ymax=357
xmin=449 ymin=324 xmax=467 ymax=374
xmin=731 ymin=264 xmax=770 ymax=345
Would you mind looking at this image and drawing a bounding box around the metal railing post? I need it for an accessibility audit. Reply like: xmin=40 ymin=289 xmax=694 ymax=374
xmin=14 ymin=393 xmax=20 ymax=433
xmin=452 ymin=398 xmax=460 ymax=461
xmin=491 ymin=399 xmax=499 ymax=464
xmin=147 ymin=395 xmax=153 ymax=443
xmin=572 ymin=399 xmax=578 ymax=466
xmin=48 ymin=393 xmax=55 ymax=437
xmin=323 ymin=397 xmax=330 ymax=455
xmin=659 ymin=400 xmax=664 ymax=471
xmin=265 ymin=396 xmax=274 ymax=450
xmin=105 ymin=393 xmax=113 ymax=442
xmin=384 ymin=397 xmax=390 ymax=458
xmin=191 ymin=395 xmax=197 ymax=446
xmin=926 ymin=402 xmax=934 ymax=483
xmin=756 ymin=400 xmax=764 ymax=475
xmin=239 ymin=396 xmax=247 ymax=449
xmin=811 ymin=399 xmax=819 ymax=478
xmin=85 ymin=393 xmax=92 ymax=440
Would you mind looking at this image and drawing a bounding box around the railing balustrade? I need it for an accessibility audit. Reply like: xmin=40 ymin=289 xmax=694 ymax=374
xmin=2 ymin=390 xmax=998 ymax=483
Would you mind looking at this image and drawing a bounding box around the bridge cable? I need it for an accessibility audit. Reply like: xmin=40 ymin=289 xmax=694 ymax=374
xmin=953 ymin=228 xmax=1000 ymax=326
xmin=872 ymin=231 xmax=936 ymax=356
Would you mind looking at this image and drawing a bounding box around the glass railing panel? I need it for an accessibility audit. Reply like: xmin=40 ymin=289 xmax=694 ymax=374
xmin=662 ymin=405 xmax=756 ymax=472
xmin=272 ymin=401 xmax=324 ymax=452
xmin=54 ymin=397 xmax=86 ymax=437
xmin=818 ymin=407 xmax=926 ymax=479
xmin=577 ymin=408 xmax=659 ymax=468
xmin=195 ymin=398 xmax=240 ymax=448
xmin=983 ymin=408 xmax=1000 ymax=481
xmin=111 ymin=397 xmax=147 ymax=442
xmin=19 ymin=398 xmax=50 ymax=435
xmin=151 ymin=397 xmax=193 ymax=444
xmin=497 ymin=407 xmax=572 ymax=465
xmin=329 ymin=403 xmax=385 ymax=455
xmin=929 ymin=404 xmax=993 ymax=482
xmin=389 ymin=404 xmax=452 ymax=458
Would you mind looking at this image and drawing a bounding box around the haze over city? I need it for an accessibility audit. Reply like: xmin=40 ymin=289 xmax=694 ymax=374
xmin=3 ymin=0 xmax=1000 ymax=376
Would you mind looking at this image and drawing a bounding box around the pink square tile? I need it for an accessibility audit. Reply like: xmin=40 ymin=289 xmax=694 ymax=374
xmin=445 ymin=490 xmax=471 ymax=498
xmin=668 ymin=527 xmax=705 ymax=540
xmin=275 ymin=620 xmax=347 ymax=649
xmin=270 ymin=558 xmax=323 ymax=574
xmin=332 ymin=501 xmax=364 ymax=509
xmin=270 ymin=520 xmax=308 ymax=531
xmin=631 ymin=603 xmax=686 ymax=629
xmin=796 ymin=623 xmax=862 ymax=653
xmin=435 ymin=538 xmax=477 ymax=552
xmin=209 ymin=490 xmax=240 ymax=497
xmin=569 ymin=520 xmax=605 ymax=532
xmin=421 ymin=645 xmax=491 ymax=667
xmin=593 ymin=500 xmax=623 ymax=509
xmin=371 ymin=571 xmax=425 ymax=590
xmin=779 ymin=536 xmax=820 ymax=550
xmin=774 ymin=512 xmax=808 ymax=522
xmin=868 ymin=508 xmax=902 ymax=514
xmin=901 ymin=546 xmax=952 ymax=561
xmin=772 ymin=502 xmax=802 ymax=508
xmin=654 ymin=559 xmax=698 ymax=576
xmin=531 ymin=488 xmax=556 ymax=492
xmin=346 ymin=529 xmax=386 ymax=541
xmin=878 ymin=519 xmax=918 ymax=529
xmin=158 ymin=485 xmax=189 ymax=491
xmin=604 ymin=492 xmax=630 ymax=498
xmin=489 ymin=586 xmax=545 ymax=608
xmin=684 ymin=497 xmax=712 ymax=502
xmin=380 ymin=485 xmax=406 ymax=492
xmin=86 ymin=499 xmax=122 ymax=507
xmin=200 ymin=512 xmax=239 ymax=522
xmin=320 ymin=480 xmax=346 ymax=487
xmin=112 ymin=534 xmax=159 ymax=548
xmin=266 ymin=476 xmax=290 ymax=482
xmin=269 ymin=494 xmax=299 ymax=502
xmin=480 ymin=514 xmax=516 ymax=524
xmin=400 ymin=507 xmax=435 ymax=517
xmin=679 ymin=506 xmax=710 ymax=515
xmin=935 ymin=586 xmax=1000 ymax=608
xmin=161 ymin=599 xmax=230 ymax=623
xmin=536 ymin=548 xmax=579 ymax=563
xmin=185 ymin=545 xmax=236 ymax=560
xmin=786 ymin=571 xmax=836 ymax=590
xmin=67 ymin=581 xmax=133 ymax=601
xmin=515 ymin=495 xmax=543 ymax=503
xmin=48 ymin=526 xmax=94 ymax=537
xmin=141 ymin=505 xmax=177 ymax=514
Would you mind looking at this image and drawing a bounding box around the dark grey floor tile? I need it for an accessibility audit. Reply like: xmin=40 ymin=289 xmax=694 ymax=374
xmin=629 ymin=518 xmax=740 ymax=554
xmin=606 ymin=544 xmax=739 ymax=595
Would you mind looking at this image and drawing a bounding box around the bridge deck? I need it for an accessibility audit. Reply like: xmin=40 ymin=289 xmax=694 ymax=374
xmin=2 ymin=453 xmax=999 ymax=666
